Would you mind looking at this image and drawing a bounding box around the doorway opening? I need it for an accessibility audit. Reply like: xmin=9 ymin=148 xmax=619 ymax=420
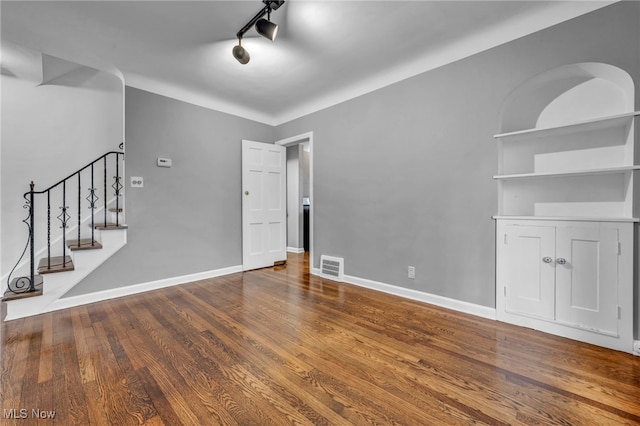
xmin=275 ymin=132 xmax=314 ymax=270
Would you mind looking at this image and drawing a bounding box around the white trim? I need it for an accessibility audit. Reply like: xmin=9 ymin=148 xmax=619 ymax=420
xmin=275 ymin=132 xmax=312 ymax=147
xmin=275 ymin=132 xmax=314 ymax=271
xmin=124 ymin=74 xmax=275 ymax=125
xmin=38 ymin=264 xmax=243 ymax=317
xmin=287 ymin=247 xmax=305 ymax=254
xmin=311 ymin=268 xmax=496 ymax=320
xmin=268 ymin=2 xmax=614 ymax=125
xmin=493 ymin=216 xmax=640 ymax=223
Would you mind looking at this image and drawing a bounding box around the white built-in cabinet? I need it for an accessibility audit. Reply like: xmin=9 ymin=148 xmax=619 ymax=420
xmin=494 ymin=63 xmax=638 ymax=353
xmin=496 ymin=220 xmax=633 ymax=351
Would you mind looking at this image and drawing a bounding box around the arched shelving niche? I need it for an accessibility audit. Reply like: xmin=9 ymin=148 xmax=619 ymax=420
xmin=499 ymin=62 xmax=634 ymax=133
xmin=493 ymin=63 xmax=639 ymax=354
xmin=494 ymin=62 xmax=639 ymax=220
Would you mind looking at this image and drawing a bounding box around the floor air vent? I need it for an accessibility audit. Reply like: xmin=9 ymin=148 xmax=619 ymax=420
xmin=320 ymin=255 xmax=344 ymax=282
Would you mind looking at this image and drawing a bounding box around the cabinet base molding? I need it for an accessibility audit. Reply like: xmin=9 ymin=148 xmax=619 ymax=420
xmin=497 ymin=310 xmax=635 ymax=354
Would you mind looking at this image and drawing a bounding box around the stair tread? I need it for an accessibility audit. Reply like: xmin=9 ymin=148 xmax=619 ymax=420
xmin=68 ymin=239 xmax=103 ymax=251
xmin=94 ymin=223 xmax=128 ymax=230
xmin=38 ymin=256 xmax=74 ymax=274
xmin=2 ymin=275 xmax=44 ymax=301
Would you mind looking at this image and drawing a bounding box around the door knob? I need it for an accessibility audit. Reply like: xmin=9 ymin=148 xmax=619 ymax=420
xmin=557 ymin=258 xmax=567 ymax=265
xmin=542 ymin=257 xmax=553 ymax=263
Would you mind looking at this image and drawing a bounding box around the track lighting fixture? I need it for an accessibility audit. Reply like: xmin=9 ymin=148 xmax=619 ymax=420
xmin=232 ymin=0 xmax=285 ymax=64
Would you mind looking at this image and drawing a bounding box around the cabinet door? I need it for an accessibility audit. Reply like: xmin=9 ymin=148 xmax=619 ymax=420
xmin=504 ymin=225 xmax=556 ymax=320
xmin=555 ymin=225 xmax=619 ymax=335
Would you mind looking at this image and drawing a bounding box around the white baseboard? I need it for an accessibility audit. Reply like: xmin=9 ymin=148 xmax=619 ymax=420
xmin=287 ymin=247 xmax=305 ymax=254
xmin=9 ymin=264 xmax=243 ymax=319
xmin=311 ymin=268 xmax=496 ymax=320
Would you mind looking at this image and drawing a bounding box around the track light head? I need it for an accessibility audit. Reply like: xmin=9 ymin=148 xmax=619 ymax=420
xmin=255 ymin=18 xmax=278 ymax=41
xmin=232 ymin=40 xmax=250 ymax=64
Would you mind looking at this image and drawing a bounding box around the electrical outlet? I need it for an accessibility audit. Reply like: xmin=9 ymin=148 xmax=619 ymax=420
xmin=408 ymin=266 xmax=415 ymax=279
xmin=633 ymin=341 xmax=640 ymax=356
xmin=131 ymin=176 xmax=144 ymax=188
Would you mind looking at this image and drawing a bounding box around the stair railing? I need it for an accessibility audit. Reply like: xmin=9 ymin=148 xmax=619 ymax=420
xmin=5 ymin=151 xmax=124 ymax=298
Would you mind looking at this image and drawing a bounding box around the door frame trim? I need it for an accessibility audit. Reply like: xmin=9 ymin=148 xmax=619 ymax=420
xmin=275 ymin=131 xmax=314 ymax=270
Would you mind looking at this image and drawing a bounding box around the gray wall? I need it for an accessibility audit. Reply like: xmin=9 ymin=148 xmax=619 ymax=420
xmin=65 ymin=88 xmax=273 ymax=296
xmin=286 ymin=145 xmax=301 ymax=249
xmin=274 ymin=2 xmax=640 ymax=309
xmin=302 ymin=147 xmax=310 ymax=200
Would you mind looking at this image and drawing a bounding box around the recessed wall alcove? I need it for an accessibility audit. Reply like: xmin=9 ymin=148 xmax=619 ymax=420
xmin=499 ymin=62 xmax=635 ymax=134
xmin=494 ymin=62 xmax=637 ymax=219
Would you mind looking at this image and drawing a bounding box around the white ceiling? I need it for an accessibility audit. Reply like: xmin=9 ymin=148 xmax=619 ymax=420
xmin=1 ymin=1 xmax=613 ymax=125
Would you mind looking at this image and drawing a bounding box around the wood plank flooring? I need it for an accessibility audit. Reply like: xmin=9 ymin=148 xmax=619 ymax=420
xmin=2 ymin=253 xmax=640 ymax=425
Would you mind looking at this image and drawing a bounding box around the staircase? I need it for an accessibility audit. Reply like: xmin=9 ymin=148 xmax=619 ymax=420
xmin=2 ymin=151 xmax=127 ymax=320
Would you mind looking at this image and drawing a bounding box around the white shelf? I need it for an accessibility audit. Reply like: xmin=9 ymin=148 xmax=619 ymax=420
xmin=493 ymin=165 xmax=640 ymax=180
xmin=493 ymin=216 xmax=639 ymax=223
xmin=494 ymin=111 xmax=640 ymax=141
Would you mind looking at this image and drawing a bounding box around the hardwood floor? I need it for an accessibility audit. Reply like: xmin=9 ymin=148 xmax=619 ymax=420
xmin=2 ymin=253 xmax=640 ymax=425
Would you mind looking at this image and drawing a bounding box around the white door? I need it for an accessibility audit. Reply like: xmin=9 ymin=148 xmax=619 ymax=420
xmin=555 ymin=225 xmax=619 ymax=335
xmin=242 ymin=140 xmax=287 ymax=271
xmin=504 ymin=225 xmax=556 ymax=320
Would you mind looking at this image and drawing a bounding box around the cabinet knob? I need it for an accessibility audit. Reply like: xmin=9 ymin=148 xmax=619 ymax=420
xmin=542 ymin=257 xmax=553 ymax=263
xmin=557 ymin=258 xmax=567 ymax=265
xmin=245 ymin=191 xmax=249 ymax=196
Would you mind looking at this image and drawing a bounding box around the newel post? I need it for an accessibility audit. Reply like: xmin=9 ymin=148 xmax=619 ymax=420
xmin=28 ymin=181 xmax=36 ymax=292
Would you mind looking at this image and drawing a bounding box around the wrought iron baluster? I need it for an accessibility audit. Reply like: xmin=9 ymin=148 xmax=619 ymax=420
xmin=87 ymin=163 xmax=98 ymax=245
xmin=116 ymin=153 xmax=119 ymax=226
xmin=59 ymin=181 xmax=70 ymax=268
xmin=77 ymin=173 xmax=81 ymax=247
xmin=5 ymin=182 xmax=36 ymax=295
xmin=112 ymin=153 xmax=123 ymax=227
xmin=28 ymin=182 xmax=35 ymax=291
xmin=47 ymin=191 xmax=51 ymax=270
xmin=104 ymin=156 xmax=107 ymax=227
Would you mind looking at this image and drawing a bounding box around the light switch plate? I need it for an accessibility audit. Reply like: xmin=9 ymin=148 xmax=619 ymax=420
xmin=131 ymin=176 xmax=144 ymax=188
xmin=408 ymin=266 xmax=415 ymax=279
